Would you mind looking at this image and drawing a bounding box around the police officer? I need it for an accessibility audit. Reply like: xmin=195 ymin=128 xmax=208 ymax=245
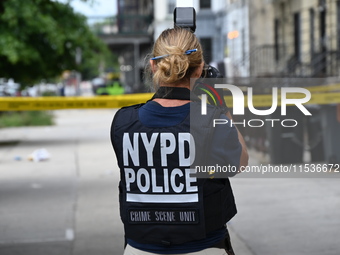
xmin=111 ymin=27 xmax=248 ymax=255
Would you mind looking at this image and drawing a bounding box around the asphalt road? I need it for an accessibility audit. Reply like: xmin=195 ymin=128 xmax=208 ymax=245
xmin=0 ymin=109 xmax=339 ymax=255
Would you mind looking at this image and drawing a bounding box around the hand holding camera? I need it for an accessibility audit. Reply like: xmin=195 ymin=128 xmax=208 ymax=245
xmin=193 ymin=66 xmax=229 ymax=113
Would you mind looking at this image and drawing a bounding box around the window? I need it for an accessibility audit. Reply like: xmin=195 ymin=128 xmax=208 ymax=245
xmin=242 ymin=29 xmax=245 ymax=61
xmin=200 ymin=0 xmax=211 ymax=9
xmin=274 ymin=19 xmax=280 ymax=61
xmin=294 ymin=12 xmax=301 ymax=61
xmin=200 ymin=38 xmax=212 ymax=64
xmin=310 ymin=8 xmax=315 ymax=56
xmin=168 ymin=0 xmax=176 ymax=15
xmin=337 ymin=0 xmax=340 ymax=52
xmin=319 ymin=0 xmax=326 ymax=52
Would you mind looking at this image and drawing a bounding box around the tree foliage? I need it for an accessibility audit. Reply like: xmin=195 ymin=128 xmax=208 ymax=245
xmin=0 ymin=0 xmax=111 ymax=86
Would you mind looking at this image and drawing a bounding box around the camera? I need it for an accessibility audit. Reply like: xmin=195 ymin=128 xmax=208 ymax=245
xmin=174 ymin=7 xmax=196 ymax=33
xmin=173 ymin=7 xmax=222 ymax=78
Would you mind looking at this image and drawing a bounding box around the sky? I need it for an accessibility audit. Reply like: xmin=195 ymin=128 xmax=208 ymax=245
xmin=58 ymin=0 xmax=117 ymax=17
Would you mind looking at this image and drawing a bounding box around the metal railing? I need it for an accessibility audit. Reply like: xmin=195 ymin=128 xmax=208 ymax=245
xmin=232 ymin=44 xmax=340 ymax=78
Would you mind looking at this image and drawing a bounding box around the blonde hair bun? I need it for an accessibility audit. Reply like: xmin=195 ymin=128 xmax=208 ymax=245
xmin=149 ymin=28 xmax=203 ymax=86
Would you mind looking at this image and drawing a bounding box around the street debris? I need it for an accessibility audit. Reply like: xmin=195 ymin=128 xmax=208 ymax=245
xmin=28 ymin=148 xmax=50 ymax=162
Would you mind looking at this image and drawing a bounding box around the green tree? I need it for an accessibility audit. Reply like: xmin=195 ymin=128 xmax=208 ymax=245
xmin=0 ymin=0 xmax=111 ymax=86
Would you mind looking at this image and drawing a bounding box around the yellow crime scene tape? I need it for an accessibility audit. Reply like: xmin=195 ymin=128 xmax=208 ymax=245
xmin=304 ymin=83 xmax=340 ymax=92
xmin=0 ymin=93 xmax=154 ymax=111
xmin=1 ymin=84 xmax=340 ymax=111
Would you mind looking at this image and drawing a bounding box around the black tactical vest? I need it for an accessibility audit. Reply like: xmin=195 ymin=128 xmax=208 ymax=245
xmin=111 ymin=102 xmax=237 ymax=245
